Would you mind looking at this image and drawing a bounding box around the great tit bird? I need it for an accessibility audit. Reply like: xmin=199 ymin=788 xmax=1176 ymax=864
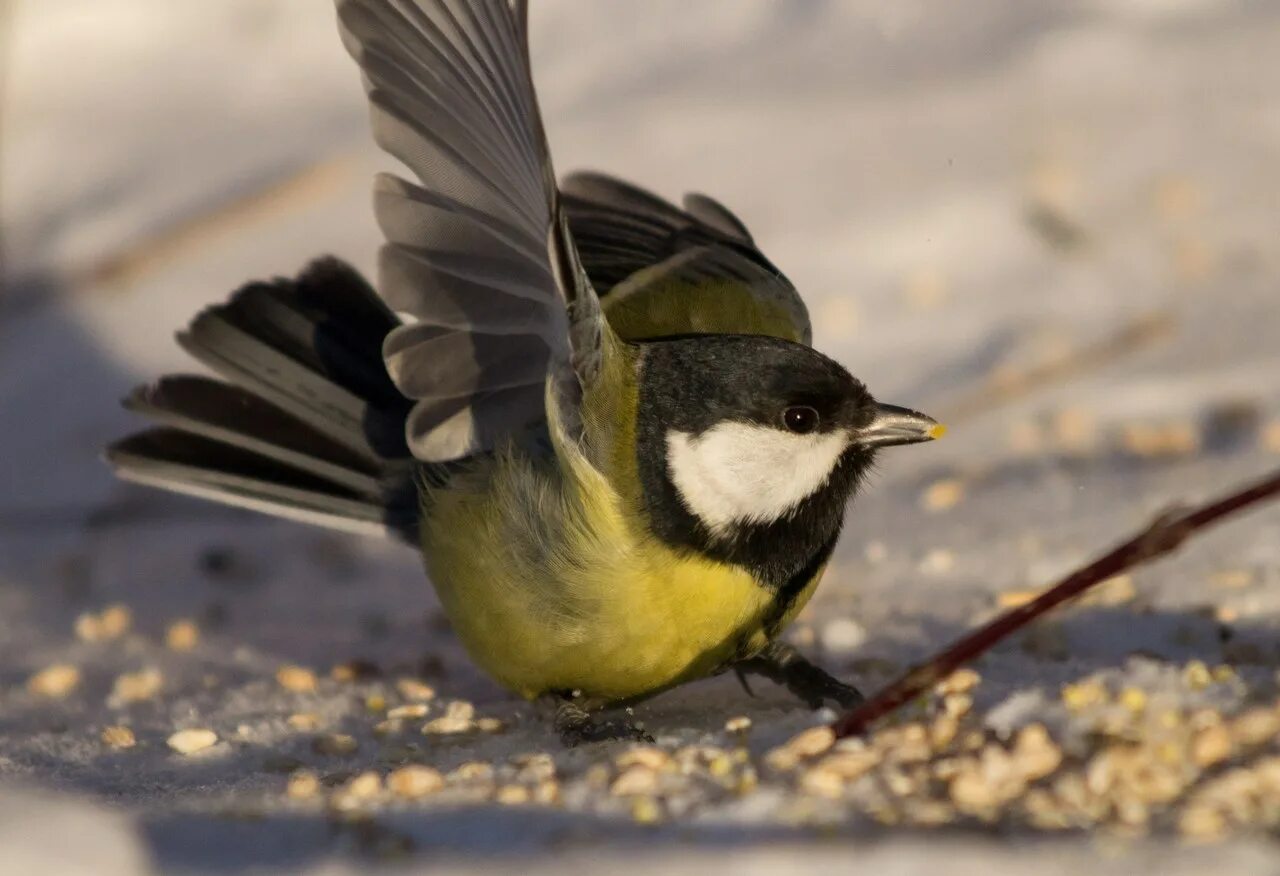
xmin=106 ymin=0 xmax=942 ymax=744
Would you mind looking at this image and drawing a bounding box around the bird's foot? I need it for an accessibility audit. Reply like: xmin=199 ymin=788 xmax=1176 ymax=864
xmin=542 ymin=695 xmax=654 ymax=747
xmin=735 ymin=641 xmax=864 ymax=710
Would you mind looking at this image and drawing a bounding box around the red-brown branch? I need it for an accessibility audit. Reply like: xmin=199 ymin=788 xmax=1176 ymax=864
xmin=832 ymin=466 xmax=1280 ymax=738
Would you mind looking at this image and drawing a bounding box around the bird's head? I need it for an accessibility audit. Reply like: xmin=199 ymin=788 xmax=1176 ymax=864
xmin=634 ymin=334 xmax=941 ymax=584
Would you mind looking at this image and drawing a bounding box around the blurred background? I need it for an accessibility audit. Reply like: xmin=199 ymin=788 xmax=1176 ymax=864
xmin=2 ymin=0 xmax=1279 ymax=871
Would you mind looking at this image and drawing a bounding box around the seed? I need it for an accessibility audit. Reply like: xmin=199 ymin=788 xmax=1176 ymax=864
xmin=799 ymin=766 xmax=845 ymax=799
xmin=100 ymin=725 xmax=136 ymax=749
xmin=1062 ymin=680 xmax=1108 ymax=711
xmin=345 ymin=771 xmax=382 ymax=799
xmin=1183 ymin=661 xmax=1213 ymax=690
xmin=919 ymin=549 xmax=954 ymax=575
xmin=930 ymin=714 xmax=959 ymax=749
xmin=1052 ymin=406 xmax=1098 ymax=453
xmin=165 ymin=620 xmax=200 ymax=651
xmin=1210 ymin=569 xmax=1254 ymax=590
xmin=395 ymin=678 xmax=436 ymax=701
xmin=1012 ymin=724 xmax=1062 ymax=781
xmin=1084 ymin=574 xmax=1136 ymax=606
xmin=312 ymin=733 xmax=358 ymax=757
xmin=819 ymin=617 xmax=866 ymax=653
xmin=997 ymin=589 xmax=1039 ymax=609
xmin=422 ymin=716 xmax=472 ymax=735
xmin=287 ymin=713 xmax=321 ymax=732
xmin=449 ymin=762 xmax=494 ymax=783
xmin=937 ymin=668 xmax=981 ymax=696
xmin=495 ymin=785 xmax=530 ymax=805
xmin=27 ymin=664 xmax=81 ymax=698
xmin=474 ymin=717 xmax=505 ymax=733
xmin=75 ymin=604 xmax=133 ymax=642
xmin=724 ymin=716 xmax=752 ymax=734
xmin=789 ymin=726 xmax=836 ymax=759
xmin=616 ymin=746 xmax=670 ymax=771
xmin=921 ymin=479 xmax=964 ymax=512
xmin=817 ymin=749 xmax=880 ymax=781
xmin=1178 ymin=804 xmax=1227 ymax=841
xmin=167 ymin=728 xmax=218 ymax=755
xmin=1230 ymin=708 xmax=1280 ymax=746
xmin=286 ymin=770 xmax=321 ymax=800
xmin=387 ymin=765 xmax=444 ymax=799
xmin=611 ymin=765 xmax=660 ymax=796
xmin=630 ymin=796 xmax=663 ymax=824
xmin=112 ymin=669 xmax=162 ymax=703
xmin=387 ymin=704 xmax=429 ymax=720
xmin=276 ymin=665 xmax=318 ymax=693
xmin=1191 ymin=725 xmax=1233 ymax=768
xmin=1119 ymin=687 xmax=1148 ymax=713
xmin=532 ymin=780 xmax=560 ymax=805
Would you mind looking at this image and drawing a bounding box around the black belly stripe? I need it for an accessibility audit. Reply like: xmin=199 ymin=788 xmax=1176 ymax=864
xmin=762 ymin=530 xmax=839 ymax=640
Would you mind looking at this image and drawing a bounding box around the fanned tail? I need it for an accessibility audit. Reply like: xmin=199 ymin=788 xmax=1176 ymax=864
xmin=105 ymin=258 xmax=421 ymax=541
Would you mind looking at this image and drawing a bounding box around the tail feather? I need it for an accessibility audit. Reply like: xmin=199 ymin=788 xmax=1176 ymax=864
xmin=123 ymin=376 xmax=386 ymax=496
xmin=107 ymin=430 xmax=394 ymax=538
xmin=106 ymin=258 xmax=421 ymax=541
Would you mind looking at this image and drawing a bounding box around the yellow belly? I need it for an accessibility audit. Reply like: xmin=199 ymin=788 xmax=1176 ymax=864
xmin=419 ymin=449 xmax=824 ymax=703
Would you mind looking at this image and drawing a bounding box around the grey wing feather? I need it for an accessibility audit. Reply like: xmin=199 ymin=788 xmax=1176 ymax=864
xmin=337 ymin=0 xmax=601 ymax=462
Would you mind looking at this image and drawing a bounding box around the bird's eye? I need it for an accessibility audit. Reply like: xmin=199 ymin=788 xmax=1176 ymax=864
xmin=782 ymin=406 xmax=820 ymax=434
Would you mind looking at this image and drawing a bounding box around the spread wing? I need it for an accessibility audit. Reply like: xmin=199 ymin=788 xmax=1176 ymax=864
xmin=562 ymin=173 xmax=812 ymax=345
xmin=337 ymin=0 xmax=605 ymax=463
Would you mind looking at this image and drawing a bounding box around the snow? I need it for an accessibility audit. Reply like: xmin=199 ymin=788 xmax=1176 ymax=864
xmin=3 ymin=0 xmax=1280 ymax=872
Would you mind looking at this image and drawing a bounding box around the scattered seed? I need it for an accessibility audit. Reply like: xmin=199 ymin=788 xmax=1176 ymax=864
xmin=1062 ymin=679 xmax=1108 ymax=711
xmin=395 ymin=678 xmax=436 ymax=701
xmin=1191 ymin=725 xmax=1233 ymax=768
xmin=920 ymin=479 xmax=964 ymax=512
xmin=101 ymin=725 xmax=136 ymax=749
xmin=27 ymin=664 xmax=81 ymax=698
xmin=475 ymin=717 xmax=505 ymax=734
xmin=387 ymin=704 xmax=429 ymax=720
xmin=495 ymin=784 xmax=530 ymax=805
xmin=286 ymin=770 xmax=321 ymax=800
xmin=287 ymin=713 xmax=321 ymax=732
xmin=74 ymin=604 xmax=132 ymax=643
xmin=937 ymin=668 xmax=981 ymax=696
xmin=630 ymin=796 xmax=663 ymax=824
xmin=165 ymin=619 xmax=200 ymax=651
xmin=276 ymin=665 xmax=318 ymax=694
xmin=387 ymin=765 xmax=444 ymax=799
xmin=167 ymin=728 xmax=218 ymax=755
xmin=725 ymin=716 xmax=752 ymax=734
xmin=1183 ymin=661 xmax=1213 ymax=690
xmin=997 ymin=589 xmax=1039 ymax=609
xmin=820 ymin=617 xmax=866 ymax=653
xmin=611 ymin=765 xmax=660 ymax=797
xmin=616 ymin=746 xmax=670 ymax=771
xmin=1209 ymin=569 xmax=1254 ymax=590
xmin=111 ymin=669 xmax=163 ymax=704
xmin=919 ymin=549 xmax=955 ymax=575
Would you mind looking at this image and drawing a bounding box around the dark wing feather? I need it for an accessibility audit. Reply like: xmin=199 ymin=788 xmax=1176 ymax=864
xmin=562 ymin=172 xmax=810 ymax=344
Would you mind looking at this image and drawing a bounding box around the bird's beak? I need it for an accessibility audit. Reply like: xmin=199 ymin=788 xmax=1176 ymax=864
xmin=854 ymin=403 xmax=945 ymax=448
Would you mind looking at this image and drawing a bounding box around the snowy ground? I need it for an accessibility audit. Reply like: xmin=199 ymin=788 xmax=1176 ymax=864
xmin=3 ymin=1 xmax=1280 ymax=873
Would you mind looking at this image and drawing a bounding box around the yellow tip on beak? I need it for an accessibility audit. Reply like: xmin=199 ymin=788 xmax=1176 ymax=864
xmin=927 ymin=423 xmax=947 ymax=440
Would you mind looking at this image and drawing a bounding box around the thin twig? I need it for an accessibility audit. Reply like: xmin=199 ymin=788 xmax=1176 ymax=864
xmin=832 ymin=466 xmax=1280 ymax=738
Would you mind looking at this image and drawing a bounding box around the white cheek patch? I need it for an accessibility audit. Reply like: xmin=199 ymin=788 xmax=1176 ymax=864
xmin=665 ymin=422 xmax=850 ymax=535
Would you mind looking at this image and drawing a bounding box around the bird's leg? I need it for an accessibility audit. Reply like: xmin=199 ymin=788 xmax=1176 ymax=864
xmin=538 ymin=693 xmax=655 ymax=747
xmin=734 ymin=641 xmax=864 ymax=710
